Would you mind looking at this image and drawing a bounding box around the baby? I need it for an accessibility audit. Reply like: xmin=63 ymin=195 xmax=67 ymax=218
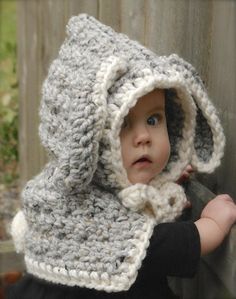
xmin=120 ymin=88 xmax=236 ymax=256
xmin=8 ymin=14 xmax=236 ymax=299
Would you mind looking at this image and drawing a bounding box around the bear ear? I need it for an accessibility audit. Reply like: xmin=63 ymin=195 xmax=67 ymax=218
xmin=62 ymin=55 xmax=128 ymax=189
xmin=190 ymin=94 xmax=225 ymax=173
xmin=168 ymin=54 xmax=225 ymax=173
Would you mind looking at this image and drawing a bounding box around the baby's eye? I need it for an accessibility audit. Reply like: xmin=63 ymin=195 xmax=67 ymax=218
xmin=147 ymin=114 xmax=160 ymax=126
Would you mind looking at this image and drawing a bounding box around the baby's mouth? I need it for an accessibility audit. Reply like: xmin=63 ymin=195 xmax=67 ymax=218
xmin=133 ymin=155 xmax=152 ymax=166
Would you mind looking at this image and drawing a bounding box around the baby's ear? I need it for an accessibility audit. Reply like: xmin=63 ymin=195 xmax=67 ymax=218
xmin=168 ymin=54 xmax=225 ymax=173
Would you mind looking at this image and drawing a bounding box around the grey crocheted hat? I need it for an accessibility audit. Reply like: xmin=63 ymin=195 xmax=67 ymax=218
xmin=12 ymin=14 xmax=225 ymax=292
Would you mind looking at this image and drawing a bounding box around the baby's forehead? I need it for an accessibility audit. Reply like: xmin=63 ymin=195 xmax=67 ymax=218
xmin=128 ymin=88 xmax=165 ymax=115
xmin=139 ymin=88 xmax=165 ymax=101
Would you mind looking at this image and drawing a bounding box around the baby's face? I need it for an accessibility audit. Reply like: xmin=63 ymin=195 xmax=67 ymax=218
xmin=120 ymin=89 xmax=170 ymax=184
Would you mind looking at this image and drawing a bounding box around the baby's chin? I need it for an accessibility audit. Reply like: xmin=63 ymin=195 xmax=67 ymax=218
xmin=128 ymin=172 xmax=155 ymax=185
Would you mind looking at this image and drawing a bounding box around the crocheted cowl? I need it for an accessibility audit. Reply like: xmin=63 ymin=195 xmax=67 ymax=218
xmin=11 ymin=14 xmax=225 ymax=292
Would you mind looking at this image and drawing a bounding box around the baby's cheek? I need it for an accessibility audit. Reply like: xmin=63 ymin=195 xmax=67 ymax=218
xmin=120 ymin=135 xmax=131 ymax=170
xmin=162 ymin=137 xmax=171 ymax=164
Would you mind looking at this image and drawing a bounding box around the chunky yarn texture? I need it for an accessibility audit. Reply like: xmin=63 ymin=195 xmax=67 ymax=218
xmin=12 ymin=14 xmax=225 ymax=292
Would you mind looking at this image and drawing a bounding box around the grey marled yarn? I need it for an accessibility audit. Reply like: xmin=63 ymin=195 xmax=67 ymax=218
xmin=11 ymin=14 xmax=225 ymax=292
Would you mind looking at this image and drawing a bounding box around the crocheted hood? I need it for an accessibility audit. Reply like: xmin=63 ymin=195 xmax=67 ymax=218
xmin=11 ymin=14 xmax=225 ymax=292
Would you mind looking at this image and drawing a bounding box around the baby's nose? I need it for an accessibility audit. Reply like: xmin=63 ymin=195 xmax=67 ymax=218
xmin=134 ymin=127 xmax=151 ymax=147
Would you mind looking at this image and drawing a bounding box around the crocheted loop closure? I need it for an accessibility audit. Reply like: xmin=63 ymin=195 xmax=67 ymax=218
xmin=118 ymin=182 xmax=187 ymax=223
xmin=11 ymin=210 xmax=28 ymax=253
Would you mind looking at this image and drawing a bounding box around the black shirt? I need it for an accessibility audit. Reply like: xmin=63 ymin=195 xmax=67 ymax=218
xmin=6 ymin=221 xmax=200 ymax=299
